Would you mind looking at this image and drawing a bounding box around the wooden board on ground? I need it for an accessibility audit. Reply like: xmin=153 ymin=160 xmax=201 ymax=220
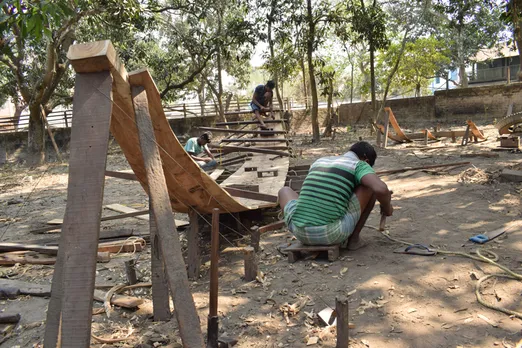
xmin=106 ymin=204 xmax=189 ymax=227
xmin=285 ymin=242 xmax=340 ymax=263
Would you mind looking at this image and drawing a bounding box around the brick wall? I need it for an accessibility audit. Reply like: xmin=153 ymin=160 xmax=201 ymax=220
xmin=339 ymin=82 xmax=522 ymax=128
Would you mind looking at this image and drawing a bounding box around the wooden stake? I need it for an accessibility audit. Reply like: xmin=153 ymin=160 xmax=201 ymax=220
xmin=124 ymin=260 xmax=138 ymax=285
xmin=461 ymin=125 xmax=470 ymax=146
xmin=44 ymin=71 xmax=113 ymax=347
xmin=133 ymin=85 xmax=204 ymax=347
xmin=40 ymin=105 xmax=63 ymax=162
xmin=187 ymin=209 xmax=201 ymax=280
xmin=243 ymin=247 xmax=257 ymax=281
xmin=336 ymin=296 xmax=349 ymax=348
xmin=150 ymin=206 xmax=170 ymax=321
xmin=250 ymin=226 xmax=260 ymax=252
xmin=382 ymin=109 xmax=390 ymax=148
xmin=207 ymin=208 xmax=220 ymax=348
xmin=423 ymin=130 xmax=429 ymax=145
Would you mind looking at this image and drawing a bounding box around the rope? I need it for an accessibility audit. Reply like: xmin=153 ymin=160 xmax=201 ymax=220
xmin=371 ymin=226 xmax=522 ymax=319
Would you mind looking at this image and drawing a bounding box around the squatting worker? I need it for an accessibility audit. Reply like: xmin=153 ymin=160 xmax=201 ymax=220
xmin=278 ymin=141 xmax=393 ymax=250
xmin=250 ymin=80 xmax=275 ymax=130
xmin=184 ymin=132 xmax=217 ymax=171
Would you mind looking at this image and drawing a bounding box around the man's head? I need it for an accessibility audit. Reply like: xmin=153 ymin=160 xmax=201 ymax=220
xmin=266 ymin=80 xmax=275 ymax=91
xmin=350 ymin=141 xmax=377 ymax=167
xmin=199 ymin=132 xmax=212 ymax=145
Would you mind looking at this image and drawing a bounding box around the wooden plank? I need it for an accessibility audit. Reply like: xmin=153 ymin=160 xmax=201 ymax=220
xmin=133 ymin=85 xmax=204 ymax=346
xmin=105 ymin=204 xmax=189 ymax=227
xmin=0 ymin=279 xmax=51 ymax=297
xmin=375 ymin=162 xmax=471 ymax=175
xmin=105 ymin=170 xmax=138 ymax=180
xmin=44 ymin=71 xmax=113 ymax=348
xmin=215 ymin=120 xmax=286 ymax=126
xmin=93 ymin=289 xmax=143 ymax=309
xmin=0 ymin=243 xmax=59 ymax=255
xmin=223 ymin=187 xmax=278 ymax=203
xmin=209 ymin=144 xmax=290 ymax=157
xmin=219 ymin=138 xmax=291 ymax=143
xmin=198 ymin=126 xmax=286 ymax=135
xmin=209 ymin=168 xmax=225 ymax=180
xmin=150 ymin=207 xmax=171 ymax=321
xmin=500 ymin=169 xmax=522 ymax=182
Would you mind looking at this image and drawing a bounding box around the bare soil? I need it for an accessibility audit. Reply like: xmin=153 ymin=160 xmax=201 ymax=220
xmin=1 ymin=121 xmax=522 ymax=348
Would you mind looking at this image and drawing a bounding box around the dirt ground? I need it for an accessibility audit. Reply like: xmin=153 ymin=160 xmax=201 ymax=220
xmin=1 ymin=120 xmax=522 ymax=347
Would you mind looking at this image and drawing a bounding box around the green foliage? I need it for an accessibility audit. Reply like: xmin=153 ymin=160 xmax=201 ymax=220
xmin=342 ymin=0 xmax=389 ymax=50
xmin=379 ymin=37 xmax=451 ymax=96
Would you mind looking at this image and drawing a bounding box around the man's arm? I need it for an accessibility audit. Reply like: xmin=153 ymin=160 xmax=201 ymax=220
xmin=203 ymin=145 xmax=215 ymax=159
xmin=252 ymin=92 xmax=265 ymax=109
xmin=187 ymin=152 xmax=212 ymax=162
xmin=360 ymin=173 xmax=393 ymax=216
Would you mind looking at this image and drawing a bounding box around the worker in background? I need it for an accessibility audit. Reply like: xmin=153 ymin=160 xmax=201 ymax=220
xmin=278 ymin=141 xmax=393 ymax=250
xmin=184 ymin=132 xmax=217 ymax=171
xmin=250 ymin=80 xmax=275 ymax=130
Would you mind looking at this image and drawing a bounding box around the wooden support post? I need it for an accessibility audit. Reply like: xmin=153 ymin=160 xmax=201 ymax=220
xmin=250 ymin=226 xmax=260 ymax=252
xmin=133 ymin=85 xmax=204 ymax=346
xmin=187 ymin=209 xmax=201 ymax=280
xmin=376 ymin=128 xmax=382 ymax=148
xmin=183 ymin=103 xmax=187 ymax=119
xmin=124 ymin=259 xmax=138 ymax=285
xmin=461 ymin=125 xmax=470 ymax=146
xmin=423 ymin=130 xmax=429 ymax=145
xmin=336 ymin=296 xmax=349 ymax=348
xmin=150 ymin=206 xmax=171 ymax=321
xmin=382 ymin=109 xmax=390 ymax=148
xmin=64 ymin=111 xmax=69 ymax=128
xmin=44 ymin=71 xmax=113 ymax=348
xmin=243 ymin=246 xmax=257 ymax=281
xmin=207 ymin=208 xmax=220 ymax=348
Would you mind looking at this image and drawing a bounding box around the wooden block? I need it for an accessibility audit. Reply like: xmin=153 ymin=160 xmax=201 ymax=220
xmin=93 ymin=289 xmax=144 ymax=309
xmin=335 ymin=297 xmax=349 ymax=348
xmin=0 ymin=287 xmax=20 ymax=299
xmin=97 ymin=240 xmax=144 ymax=253
xmin=244 ymin=167 xmax=257 ymax=172
xmin=0 ymin=313 xmax=20 ymax=324
xmin=500 ymin=136 xmax=520 ymax=148
xmin=243 ymin=247 xmax=257 ymax=281
xmin=187 ymin=210 xmax=201 ymax=280
xmin=286 ymin=242 xmax=340 ymax=263
xmin=124 ymin=260 xmax=138 ymax=285
xmin=500 ymin=169 xmax=522 ymax=182
xmin=257 ymin=169 xmax=278 ymax=178
xmin=250 ymin=227 xmax=260 ymax=252
xmin=226 ymin=184 xmax=259 ymax=192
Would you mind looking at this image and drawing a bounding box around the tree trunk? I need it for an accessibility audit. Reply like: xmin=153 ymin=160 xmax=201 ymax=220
xmin=350 ymin=63 xmax=354 ymax=103
xmin=267 ymin=14 xmax=284 ymax=111
xmin=322 ymin=79 xmax=334 ymax=137
xmin=510 ymin=0 xmax=522 ymax=80
xmin=307 ymin=0 xmax=319 ymax=143
xmin=457 ymin=27 xmax=468 ymax=88
xmin=197 ymin=78 xmax=206 ymax=116
xmin=27 ymin=104 xmax=45 ymax=165
xmin=299 ymin=58 xmax=308 ymax=110
xmin=13 ymin=103 xmax=25 ymax=131
xmin=369 ymin=42 xmax=377 ymax=120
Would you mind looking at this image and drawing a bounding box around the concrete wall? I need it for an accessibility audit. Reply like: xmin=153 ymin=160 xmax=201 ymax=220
xmin=339 ymin=82 xmax=522 ymax=128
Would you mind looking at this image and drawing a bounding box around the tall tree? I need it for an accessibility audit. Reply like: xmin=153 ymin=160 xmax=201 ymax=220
xmin=501 ymin=0 xmax=522 ymax=80
xmin=433 ymin=0 xmax=507 ymax=88
xmin=0 ymin=0 xmax=149 ymax=164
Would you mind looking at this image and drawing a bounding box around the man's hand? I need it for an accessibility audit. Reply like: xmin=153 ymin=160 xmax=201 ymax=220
xmin=203 ymin=158 xmax=213 ymax=163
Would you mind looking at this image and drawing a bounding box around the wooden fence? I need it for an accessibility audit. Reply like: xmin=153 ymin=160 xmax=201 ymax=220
xmin=0 ymin=97 xmax=314 ymax=134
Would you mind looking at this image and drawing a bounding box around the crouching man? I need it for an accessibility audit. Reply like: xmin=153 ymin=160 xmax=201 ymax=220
xmin=184 ymin=132 xmax=217 ymax=171
xmin=278 ymin=141 xmax=392 ymax=250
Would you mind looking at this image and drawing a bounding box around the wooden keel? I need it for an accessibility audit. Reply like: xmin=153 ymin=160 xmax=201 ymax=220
xmin=149 ymin=207 xmax=171 ymax=321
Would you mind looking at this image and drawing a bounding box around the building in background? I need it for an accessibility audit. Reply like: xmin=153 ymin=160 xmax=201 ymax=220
xmin=469 ymin=45 xmax=519 ymax=86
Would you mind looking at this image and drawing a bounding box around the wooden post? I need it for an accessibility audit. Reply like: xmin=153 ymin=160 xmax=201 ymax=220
xmin=64 ymin=111 xmax=69 ymax=128
xmin=44 ymin=71 xmax=113 ymax=347
xmin=243 ymin=246 xmax=257 ymax=281
xmin=183 ymin=103 xmax=187 ymax=119
xmin=150 ymin=206 xmax=171 ymax=321
xmin=507 ymin=65 xmax=511 ymax=84
xmin=376 ymin=128 xmax=382 ymax=148
xmin=41 ymin=106 xmax=62 ymax=162
xmin=423 ymin=130 xmax=429 ymax=145
xmin=461 ymin=125 xmax=470 ymax=146
xmin=133 ymin=85 xmax=204 ymax=347
xmin=187 ymin=209 xmax=201 ymax=280
xmin=382 ymin=109 xmax=390 ymax=148
xmin=236 ymin=97 xmax=240 ymax=111
xmin=250 ymin=226 xmax=260 ymax=252
xmin=336 ymin=296 xmax=349 ymax=348
xmin=124 ymin=260 xmax=138 ymax=285
xmin=207 ymin=208 xmax=220 ymax=348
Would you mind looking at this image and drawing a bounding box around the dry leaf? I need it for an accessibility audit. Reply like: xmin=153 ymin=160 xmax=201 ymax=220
xmin=340 ymin=267 xmax=348 ymax=276
xmin=306 ymin=337 xmax=319 ymax=345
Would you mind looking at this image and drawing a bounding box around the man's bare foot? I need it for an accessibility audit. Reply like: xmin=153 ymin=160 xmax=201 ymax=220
xmin=347 ymin=237 xmax=368 ymax=251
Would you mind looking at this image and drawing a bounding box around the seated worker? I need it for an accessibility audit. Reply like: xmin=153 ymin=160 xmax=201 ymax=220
xmin=278 ymin=141 xmax=392 ymax=250
xmin=250 ymin=80 xmax=275 ymax=130
xmin=184 ymin=132 xmax=217 ymax=171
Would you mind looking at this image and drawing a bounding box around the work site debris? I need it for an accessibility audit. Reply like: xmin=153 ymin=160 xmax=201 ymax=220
xmin=457 ymin=167 xmax=497 ymax=185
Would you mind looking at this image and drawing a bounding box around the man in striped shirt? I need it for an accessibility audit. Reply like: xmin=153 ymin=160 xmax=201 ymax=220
xmin=279 ymin=141 xmax=392 ymax=250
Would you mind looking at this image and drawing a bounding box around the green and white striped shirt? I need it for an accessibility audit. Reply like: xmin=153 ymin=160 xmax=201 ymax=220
xmin=291 ymin=151 xmax=375 ymax=227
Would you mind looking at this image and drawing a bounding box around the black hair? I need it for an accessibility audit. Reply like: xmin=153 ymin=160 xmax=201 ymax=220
xmin=350 ymin=141 xmax=377 ymax=167
xmin=266 ymin=80 xmax=275 ymax=89
xmin=200 ymin=132 xmax=211 ymax=142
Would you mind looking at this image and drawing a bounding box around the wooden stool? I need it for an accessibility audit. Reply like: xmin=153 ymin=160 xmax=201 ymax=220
xmin=285 ymin=242 xmax=340 ymax=263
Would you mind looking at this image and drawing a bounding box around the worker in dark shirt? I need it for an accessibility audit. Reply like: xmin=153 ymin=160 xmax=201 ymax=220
xmin=250 ymin=80 xmax=275 ymax=130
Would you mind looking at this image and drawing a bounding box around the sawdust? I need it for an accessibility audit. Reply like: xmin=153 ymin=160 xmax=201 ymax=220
xmin=457 ymin=167 xmax=497 ymax=185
